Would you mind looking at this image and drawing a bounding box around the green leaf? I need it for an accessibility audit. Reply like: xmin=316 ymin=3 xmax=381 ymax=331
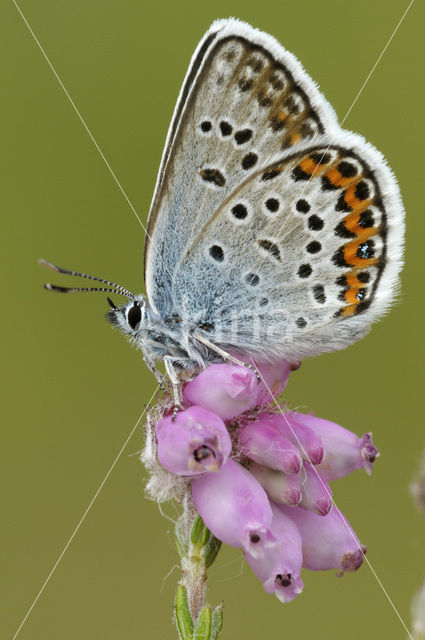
xmin=204 ymin=536 xmax=222 ymax=568
xmin=211 ymin=603 xmax=223 ymax=640
xmin=174 ymin=584 xmax=194 ymax=640
xmin=191 ymin=514 xmax=210 ymax=547
xmin=193 ymin=605 xmax=212 ymax=640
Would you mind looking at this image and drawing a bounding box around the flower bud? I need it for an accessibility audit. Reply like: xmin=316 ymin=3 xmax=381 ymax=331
xmin=299 ymin=463 xmax=333 ymax=516
xmin=183 ymin=364 xmax=258 ymax=419
xmin=295 ymin=414 xmax=379 ymax=480
xmin=249 ymin=463 xmax=301 ymax=506
xmin=191 ymin=458 xmax=275 ymax=558
xmin=267 ymin=413 xmax=324 ymax=466
xmin=279 ymin=503 xmax=366 ymax=575
xmin=155 ymin=406 xmax=231 ymax=476
xmin=246 ymin=504 xmax=304 ymax=603
xmin=238 ymin=420 xmax=302 ymax=474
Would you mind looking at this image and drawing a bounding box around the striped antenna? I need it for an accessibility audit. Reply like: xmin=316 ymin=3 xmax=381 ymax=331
xmin=39 ymin=259 xmax=136 ymax=300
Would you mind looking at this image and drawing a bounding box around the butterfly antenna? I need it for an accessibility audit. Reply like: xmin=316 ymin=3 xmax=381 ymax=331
xmin=38 ymin=259 xmax=136 ymax=300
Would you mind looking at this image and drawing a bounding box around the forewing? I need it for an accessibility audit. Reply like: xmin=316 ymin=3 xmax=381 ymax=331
xmin=144 ymin=19 xmax=338 ymax=313
xmin=172 ymin=135 xmax=404 ymax=362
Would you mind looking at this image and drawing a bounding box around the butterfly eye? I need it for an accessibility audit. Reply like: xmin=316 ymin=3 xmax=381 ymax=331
xmin=127 ymin=303 xmax=142 ymax=330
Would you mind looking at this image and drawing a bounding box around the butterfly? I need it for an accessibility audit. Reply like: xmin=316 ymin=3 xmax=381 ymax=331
xmin=41 ymin=18 xmax=404 ymax=388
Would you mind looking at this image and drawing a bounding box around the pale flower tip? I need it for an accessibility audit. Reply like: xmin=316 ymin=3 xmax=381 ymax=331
xmin=309 ymin=445 xmax=325 ymax=467
xmin=156 ymin=406 xmax=231 ymax=476
xmin=314 ymin=499 xmax=333 ymax=516
xmin=337 ymin=545 xmax=367 ymax=576
xmin=360 ymin=433 xmax=379 ymax=475
xmin=271 ymin=573 xmax=304 ymax=603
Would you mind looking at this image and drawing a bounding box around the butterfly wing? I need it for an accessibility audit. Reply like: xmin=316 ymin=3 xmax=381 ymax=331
xmin=144 ymin=18 xmax=338 ymax=314
xmin=171 ymin=135 xmax=404 ymax=361
xmin=144 ymin=19 xmax=404 ymax=362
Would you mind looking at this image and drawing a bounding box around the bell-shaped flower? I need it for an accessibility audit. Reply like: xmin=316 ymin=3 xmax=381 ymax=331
xmin=299 ymin=463 xmax=333 ymax=516
xmin=279 ymin=503 xmax=366 ymax=575
xmin=290 ymin=414 xmax=379 ymax=480
xmin=191 ymin=458 xmax=275 ymax=558
xmin=249 ymin=463 xmax=301 ymax=506
xmin=155 ymin=406 xmax=231 ymax=476
xmin=238 ymin=420 xmax=302 ymax=474
xmin=246 ymin=503 xmax=304 ymax=603
xmin=183 ymin=364 xmax=258 ymax=419
xmin=266 ymin=413 xmax=324 ymax=466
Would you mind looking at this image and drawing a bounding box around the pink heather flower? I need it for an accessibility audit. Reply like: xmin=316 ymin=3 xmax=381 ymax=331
xmin=266 ymin=413 xmax=324 ymax=466
xmin=249 ymin=463 xmax=301 ymax=506
xmin=255 ymin=361 xmax=291 ymax=405
xmin=279 ymin=503 xmax=366 ymax=575
xmin=191 ymin=458 xmax=275 ymax=559
xmin=299 ymin=463 xmax=333 ymax=516
xmin=183 ymin=364 xmax=258 ymax=419
xmin=155 ymin=406 xmax=231 ymax=476
xmin=246 ymin=503 xmax=304 ymax=603
xmin=291 ymin=414 xmax=379 ymax=480
xmin=238 ymin=420 xmax=302 ymax=474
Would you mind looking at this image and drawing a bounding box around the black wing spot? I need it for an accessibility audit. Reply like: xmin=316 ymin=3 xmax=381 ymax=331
xmin=245 ymin=273 xmax=260 ymax=286
xmin=312 ymin=284 xmax=326 ymax=304
xmin=310 ymin=151 xmax=331 ymax=165
xmin=308 ymin=215 xmax=324 ymax=231
xmin=265 ymin=198 xmax=279 ymax=212
xmin=258 ymin=239 xmax=281 ymax=261
xmin=209 ymin=245 xmax=224 ymax=262
xmin=242 ymin=153 xmax=258 ymax=170
xmin=358 ymin=271 xmax=371 ymax=283
xmin=200 ymin=168 xmax=226 ymax=187
xmin=321 ymin=175 xmax=339 ymax=191
xmin=337 ymin=161 xmax=358 ymax=178
xmin=259 ymin=298 xmax=269 ymax=307
xmin=200 ymin=120 xmax=212 ymax=132
xmin=219 ymin=121 xmax=232 ymax=136
xmin=296 ymin=317 xmax=307 ymax=328
xmin=296 ymin=199 xmax=310 ymax=213
xmin=332 ymin=247 xmax=349 ymax=268
xmin=298 ymin=264 xmax=312 ymax=278
xmin=335 ymin=192 xmax=352 ymax=212
xmin=356 ymin=240 xmax=375 ymax=259
xmin=235 ymin=129 xmax=253 ymax=145
xmin=359 ymin=210 xmax=374 ymax=228
xmin=292 ymin=166 xmax=310 ymax=181
xmin=231 ymin=203 xmax=248 ymax=219
xmin=334 ymin=220 xmax=355 ymax=238
xmin=355 ymin=181 xmax=370 ymax=201
xmin=306 ymin=241 xmax=321 ymax=254
xmin=261 ymin=168 xmax=281 ymax=181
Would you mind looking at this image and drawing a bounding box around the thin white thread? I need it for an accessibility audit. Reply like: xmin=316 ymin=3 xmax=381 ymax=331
xmin=340 ymin=0 xmax=415 ymax=127
xmin=12 ymin=384 xmax=161 ymax=640
xmin=256 ymin=0 xmax=414 ymax=269
xmin=250 ymin=358 xmax=413 ymax=640
xmin=12 ymin=0 xmax=174 ymax=284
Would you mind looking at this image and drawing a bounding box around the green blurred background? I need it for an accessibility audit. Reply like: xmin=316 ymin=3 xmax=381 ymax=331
xmin=2 ymin=0 xmax=423 ymax=638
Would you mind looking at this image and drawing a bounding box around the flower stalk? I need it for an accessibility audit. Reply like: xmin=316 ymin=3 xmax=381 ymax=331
xmin=174 ymin=495 xmax=223 ymax=640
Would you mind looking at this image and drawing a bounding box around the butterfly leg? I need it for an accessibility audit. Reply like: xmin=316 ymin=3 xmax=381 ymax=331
xmin=141 ymin=345 xmax=166 ymax=389
xmin=163 ymin=355 xmax=183 ymax=416
xmin=193 ymin=333 xmax=261 ymax=382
